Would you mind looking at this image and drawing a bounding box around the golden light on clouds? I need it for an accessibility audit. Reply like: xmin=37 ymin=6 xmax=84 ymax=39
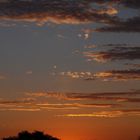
xmin=0 ymin=0 xmax=119 ymax=25
xmin=60 ymin=69 xmax=140 ymax=81
xmin=60 ymin=110 xmax=140 ymax=118
xmin=83 ymin=45 xmax=140 ymax=62
xmin=83 ymin=51 xmax=106 ymax=62
xmin=97 ymin=7 xmax=118 ymax=15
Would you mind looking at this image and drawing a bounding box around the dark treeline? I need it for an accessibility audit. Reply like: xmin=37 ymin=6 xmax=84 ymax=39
xmin=2 ymin=130 xmax=140 ymax=140
xmin=2 ymin=131 xmax=60 ymax=140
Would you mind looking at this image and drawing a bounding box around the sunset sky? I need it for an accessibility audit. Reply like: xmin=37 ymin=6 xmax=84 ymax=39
xmin=0 ymin=0 xmax=140 ymax=140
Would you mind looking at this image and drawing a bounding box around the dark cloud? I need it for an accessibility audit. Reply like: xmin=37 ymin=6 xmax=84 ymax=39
xmin=0 ymin=0 xmax=118 ymax=24
xmin=95 ymin=69 xmax=140 ymax=81
xmin=26 ymin=90 xmax=140 ymax=103
xmin=87 ymin=0 xmax=140 ymax=9
xmin=121 ymin=0 xmax=140 ymax=9
xmin=83 ymin=46 xmax=140 ymax=62
xmin=63 ymin=91 xmax=140 ymax=103
xmin=96 ymin=16 xmax=140 ymax=32
xmin=0 ymin=0 xmax=140 ymax=33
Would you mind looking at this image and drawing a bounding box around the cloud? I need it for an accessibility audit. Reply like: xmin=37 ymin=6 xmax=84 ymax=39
xmin=0 ymin=98 xmax=38 ymax=112
xmin=26 ymin=92 xmax=66 ymax=99
xmin=60 ymin=109 xmax=140 ymax=118
xmin=25 ymin=90 xmax=140 ymax=103
xmin=95 ymin=69 xmax=140 ymax=81
xmin=60 ymin=71 xmax=92 ymax=79
xmin=0 ymin=0 xmax=139 ymax=34
xmin=96 ymin=16 xmax=140 ymax=32
xmin=87 ymin=0 xmax=140 ymax=9
xmin=0 ymin=0 xmax=118 ymax=24
xmin=0 ymin=21 xmax=16 ymax=27
xmin=60 ymin=111 xmax=123 ymax=118
xmin=120 ymin=0 xmax=140 ymax=9
xmin=83 ymin=46 xmax=140 ymax=62
xmin=0 ymin=96 xmax=120 ymax=112
xmin=0 ymin=89 xmax=140 ymax=112
xmin=64 ymin=92 xmax=140 ymax=103
xmin=36 ymin=103 xmax=118 ymax=110
xmin=0 ymin=108 xmax=40 ymax=112
xmin=26 ymin=70 xmax=33 ymax=75
xmin=60 ymin=69 xmax=140 ymax=81
xmin=125 ymin=63 xmax=140 ymax=68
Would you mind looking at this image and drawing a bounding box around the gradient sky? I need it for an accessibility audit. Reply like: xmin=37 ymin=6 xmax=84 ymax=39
xmin=0 ymin=0 xmax=140 ymax=140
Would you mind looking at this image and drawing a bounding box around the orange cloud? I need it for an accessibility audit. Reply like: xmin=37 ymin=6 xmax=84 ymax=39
xmin=0 ymin=0 xmax=118 ymax=25
xmin=25 ymin=90 xmax=140 ymax=103
xmin=60 ymin=110 xmax=140 ymax=118
xmin=0 ymin=89 xmax=139 ymax=112
xmin=60 ymin=68 xmax=140 ymax=81
xmin=0 ymin=96 xmax=120 ymax=112
xmin=83 ymin=44 xmax=140 ymax=62
xmin=95 ymin=69 xmax=140 ymax=81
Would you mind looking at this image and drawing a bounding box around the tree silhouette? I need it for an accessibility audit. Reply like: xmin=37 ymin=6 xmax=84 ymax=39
xmin=3 ymin=131 xmax=60 ymax=140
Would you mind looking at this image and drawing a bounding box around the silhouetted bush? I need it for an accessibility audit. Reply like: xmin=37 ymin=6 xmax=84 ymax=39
xmin=3 ymin=131 xmax=60 ymax=140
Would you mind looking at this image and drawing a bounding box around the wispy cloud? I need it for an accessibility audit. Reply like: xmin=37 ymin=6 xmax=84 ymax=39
xmin=96 ymin=16 xmax=140 ymax=32
xmin=95 ymin=69 xmax=140 ymax=81
xmin=83 ymin=46 xmax=140 ymax=62
xmin=60 ymin=110 xmax=140 ymax=118
xmin=60 ymin=71 xmax=92 ymax=79
xmin=60 ymin=69 xmax=140 ymax=81
xmin=26 ymin=70 xmax=33 ymax=75
xmin=125 ymin=63 xmax=140 ymax=68
xmin=37 ymin=103 xmax=118 ymax=110
xmin=26 ymin=92 xmax=66 ymax=99
xmin=0 ymin=108 xmax=41 ymax=112
xmin=0 ymin=96 xmax=120 ymax=112
xmin=64 ymin=92 xmax=140 ymax=103
xmin=0 ymin=89 xmax=140 ymax=113
xmin=25 ymin=90 xmax=140 ymax=103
